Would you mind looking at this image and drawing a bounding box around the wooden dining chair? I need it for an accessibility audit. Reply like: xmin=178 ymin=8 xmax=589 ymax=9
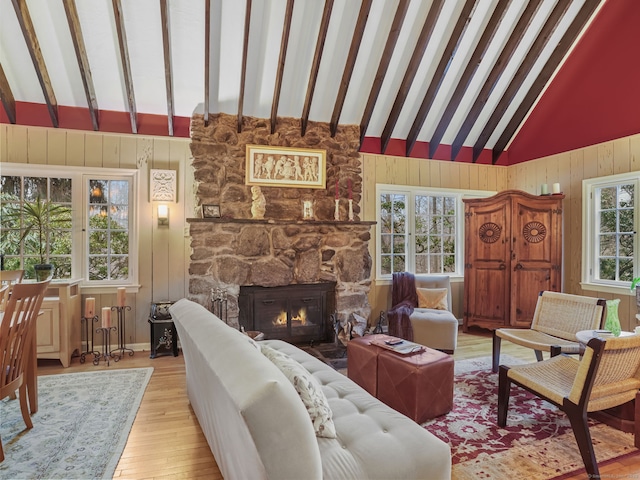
xmin=0 ymin=279 xmax=50 ymax=462
xmin=0 ymin=270 xmax=25 ymax=312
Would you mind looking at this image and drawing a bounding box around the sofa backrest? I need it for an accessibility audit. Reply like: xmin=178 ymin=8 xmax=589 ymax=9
xmin=170 ymin=298 xmax=322 ymax=480
xmin=414 ymin=274 xmax=453 ymax=311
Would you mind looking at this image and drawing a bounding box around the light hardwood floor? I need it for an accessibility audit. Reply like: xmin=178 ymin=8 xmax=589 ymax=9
xmin=36 ymin=330 xmax=640 ymax=479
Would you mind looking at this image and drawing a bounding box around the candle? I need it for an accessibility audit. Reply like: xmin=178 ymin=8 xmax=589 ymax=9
xmin=101 ymin=307 xmax=111 ymax=329
xmin=552 ymin=183 xmax=561 ymax=194
xmin=348 ymin=179 xmax=352 ymax=200
xmin=335 ymin=179 xmax=339 ymax=199
xmin=85 ymin=297 xmax=95 ymax=318
xmin=540 ymin=184 xmax=548 ymax=195
xmin=117 ymin=287 xmax=126 ymax=307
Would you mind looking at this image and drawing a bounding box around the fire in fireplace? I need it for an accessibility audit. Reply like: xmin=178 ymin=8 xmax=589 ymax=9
xmin=239 ymin=283 xmax=336 ymax=344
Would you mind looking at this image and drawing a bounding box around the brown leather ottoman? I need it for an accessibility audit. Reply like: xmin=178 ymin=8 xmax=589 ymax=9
xmin=377 ymin=347 xmax=454 ymax=423
xmin=347 ymin=334 xmax=395 ymax=396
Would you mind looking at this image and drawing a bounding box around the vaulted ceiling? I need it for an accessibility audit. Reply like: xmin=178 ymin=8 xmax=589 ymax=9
xmin=1 ymin=0 xmax=638 ymax=165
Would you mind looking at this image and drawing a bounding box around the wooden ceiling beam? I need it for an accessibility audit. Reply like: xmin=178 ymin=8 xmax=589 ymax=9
xmin=112 ymin=0 xmax=137 ymax=134
xmin=471 ymin=0 xmax=572 ymax=163
xmin=271 ymin=0 xmax=294 ymax=134
xmin=204 ymin=0 xmax=210 ymax=126
xmin=380 ymin=0 xmax=445 ymax=154
xmin=0 ymin=64 xmax=16 ymax=124
xmin=422 ymin=0 xmax=511 ymax=159
xmin=450 ymin=0 xmax=542 ymax=161
xmin=62 ymin=0 xmax=99 ymax=131
xmin=491 ymin=0 xmax=603 ymax=163
xmin=330 ymin=0 xmax=373 ymax=137
xmin=301 ymin=0 xmax=334 ymax=136
xmin=404 ymin=0 xmax=477 ymax=158
xmin=11 ymin=0 xmax=58 ymax=128
xmin=238 ymin=0 xmax=252 ymax=133
xmin=160 ymin=0 xmax=174 ymax=136
xmin=359 ymin=0 xmax=409 ymax=146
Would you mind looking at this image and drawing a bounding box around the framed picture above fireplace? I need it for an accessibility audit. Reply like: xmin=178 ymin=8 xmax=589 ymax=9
xmin=245 ymin=145 xmax=326 ymax=189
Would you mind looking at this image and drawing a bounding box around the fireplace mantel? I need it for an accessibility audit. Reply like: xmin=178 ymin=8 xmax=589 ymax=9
xmin=188 ymin=218 xmax=376 ymax=227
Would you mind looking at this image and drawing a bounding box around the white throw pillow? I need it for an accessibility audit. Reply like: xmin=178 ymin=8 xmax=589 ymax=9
xmin=417 ymin=287 xmax=449 ymax=310
xmin=261 ymin=345 xmax=337 ymax=438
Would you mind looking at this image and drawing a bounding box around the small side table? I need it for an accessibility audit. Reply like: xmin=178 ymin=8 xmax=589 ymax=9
xmin=576 ymin=329 xmax=636 ymax=345
xmin=149 ymin=301 xmax=178 ymax=358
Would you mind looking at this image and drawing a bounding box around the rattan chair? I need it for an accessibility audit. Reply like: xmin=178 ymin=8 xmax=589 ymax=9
xmin=492 ymin=291 xmax=606 ymax=372
xmin=0 ymin=270 xmax=24 ymax=312
xmin=498 ymin=334 xmax=640 ymax=477
xmin=0 ymin=280 xmax=50 ymax=462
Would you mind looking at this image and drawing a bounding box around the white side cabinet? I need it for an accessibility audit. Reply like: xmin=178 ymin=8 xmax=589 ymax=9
xmin=37 ymin=279 xmax=82 ymax=367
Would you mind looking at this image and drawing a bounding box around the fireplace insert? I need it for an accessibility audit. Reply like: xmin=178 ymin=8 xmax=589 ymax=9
xmin=239 ymin=283 xmax=336 ymax=344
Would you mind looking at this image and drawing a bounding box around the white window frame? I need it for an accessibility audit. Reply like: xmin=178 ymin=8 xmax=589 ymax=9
xmin=1 ymin=163 xmax=139 ymax=290
xmin=375 ymin=184 xmax=493 ymax=282
xmin=582 ymin=172 xmax=640 ymax=296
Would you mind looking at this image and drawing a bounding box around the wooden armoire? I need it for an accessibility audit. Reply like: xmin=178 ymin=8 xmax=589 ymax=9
xmin=462 ymin=190 xmax=564 ymax=332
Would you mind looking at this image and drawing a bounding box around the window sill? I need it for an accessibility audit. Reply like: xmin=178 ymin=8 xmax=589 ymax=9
xmin=80 ymin=284 xmax=141 ymax=295
xmin=580 ymin=282 xmax=635 ymax=297
xmin=375 ymin=275 xmax=464 ymax=285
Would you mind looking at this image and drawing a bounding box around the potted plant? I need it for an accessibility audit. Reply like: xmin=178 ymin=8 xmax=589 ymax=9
xmin=1 ymin=196 xmax=71 ymax=281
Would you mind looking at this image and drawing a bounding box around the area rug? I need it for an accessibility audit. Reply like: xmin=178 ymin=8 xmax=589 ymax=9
xmin=424 ymin=356 xmax=638 ymax=479
xmin=0 ymin=367 xmax=153 ymax=480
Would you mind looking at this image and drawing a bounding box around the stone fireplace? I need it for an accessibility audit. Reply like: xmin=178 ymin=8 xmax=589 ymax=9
xmin=187 ymin=113 xmax=374 ymax=332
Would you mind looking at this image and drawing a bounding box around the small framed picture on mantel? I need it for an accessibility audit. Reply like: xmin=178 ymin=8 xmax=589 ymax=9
xmin=202 ymin=204 xmax=221 ymax=218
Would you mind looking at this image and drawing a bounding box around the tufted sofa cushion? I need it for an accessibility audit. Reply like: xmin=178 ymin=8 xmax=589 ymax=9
xmin=262 ymin=339 xmax=452 ymax=480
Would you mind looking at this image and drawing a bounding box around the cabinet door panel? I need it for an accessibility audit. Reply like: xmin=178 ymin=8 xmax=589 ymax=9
xmin=467 ymin=267 xmax=509 ymax=325
xmin=511 ymin=198 xmax=562 ymax=326
xmin=511 ymin=268 xmax=553 ymax=326
xmin=37 ymin=301 xmax=60 ymax=353
xmin=464 ymin=199 xmax=510 ymax=329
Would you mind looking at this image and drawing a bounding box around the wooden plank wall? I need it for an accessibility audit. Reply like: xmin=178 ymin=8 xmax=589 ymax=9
xmin=2 ymin=122 xmax=639 ymax=339
xmin=0 ymin=124 xmax=194 ymax=349
xmin=508 ymin=133 xmax=640 ymax=331
xmin=361 ymin=153 xmax=509 ymax=321
xmin=362 ymin=133 xmax=640 ymax=331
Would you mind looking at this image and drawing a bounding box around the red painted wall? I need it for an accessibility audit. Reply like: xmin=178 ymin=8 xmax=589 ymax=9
xmin=507 ymin=0 xmax=640 ymax=164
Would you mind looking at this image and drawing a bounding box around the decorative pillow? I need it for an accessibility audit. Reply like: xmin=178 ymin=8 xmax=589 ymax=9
xmin=247 ymin=336 xmax=261 ymax=351
xmin=417 ymin=287 xmax=449 ymax=310
xmin=261 ymin=345 xmax=337 ymax=438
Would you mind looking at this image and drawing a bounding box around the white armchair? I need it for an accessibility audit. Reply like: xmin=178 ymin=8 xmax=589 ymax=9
xmin=410 ymin=275 xmax=459 ymax=353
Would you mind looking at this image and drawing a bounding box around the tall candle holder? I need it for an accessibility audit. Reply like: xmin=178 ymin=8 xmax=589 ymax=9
xmin=110 ymin=305 xmax=135 ymax=358
xmin=94 ymin=326 xmax=119 ymax=366
xmin=334 ymin=199 xmax=340 ymax=221
xmin=210 ymin=287 xmax=228 ymax=325
xmin=348 ymin=199 xmax=354 ymax=222
xmin=80 ymin=315 xmax=100 ymax=364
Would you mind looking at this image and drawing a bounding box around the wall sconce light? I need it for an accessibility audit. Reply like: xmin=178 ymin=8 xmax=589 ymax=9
xmin=158 ymin=204 xmax=169 ymax=226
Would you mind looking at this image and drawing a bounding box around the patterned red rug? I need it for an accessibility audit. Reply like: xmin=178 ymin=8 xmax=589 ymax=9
xmin=423 ymin=356 xmax=638 ymax=479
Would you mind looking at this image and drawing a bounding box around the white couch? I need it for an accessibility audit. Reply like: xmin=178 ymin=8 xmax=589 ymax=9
xmin=171 ymin=298 xmax=452 ymax=480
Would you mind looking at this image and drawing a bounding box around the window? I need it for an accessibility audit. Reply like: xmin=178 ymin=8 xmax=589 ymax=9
xmin=0 ymin=163 xmax=138 ymax=286
xmin=583 ymin=173 xmax=639 ymax=291
xmin=0 ymin=175 xmax=73 ymax=279
xmin=87 ymin=178 xmax=132 ymax=282
xmin=376 ymin=185 xmax=491 ymax=279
